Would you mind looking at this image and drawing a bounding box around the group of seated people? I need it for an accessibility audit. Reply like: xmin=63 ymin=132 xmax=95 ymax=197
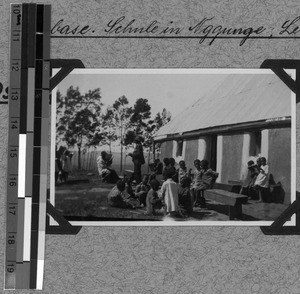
xmin=240 ymin=157 xmax=269 ymax=202
xmin=104 ymin=153 xmax=271 ymax=216
xmin=107 ymin=157 xmax=219 ymax=217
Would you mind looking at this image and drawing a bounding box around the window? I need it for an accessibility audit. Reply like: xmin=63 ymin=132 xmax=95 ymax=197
xmin=176 ymin=140 xmax=183 ymax=157
xmin=250 ymin=131 xmax=261 ymax=156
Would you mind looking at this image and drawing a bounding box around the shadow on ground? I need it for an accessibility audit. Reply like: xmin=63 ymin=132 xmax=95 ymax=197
xmin=54 ymin=174 xmax=290 ymax=223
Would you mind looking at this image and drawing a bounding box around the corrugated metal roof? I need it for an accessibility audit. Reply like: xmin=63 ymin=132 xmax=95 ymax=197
xmin=155 ymin=74 xmax=291 ymax=137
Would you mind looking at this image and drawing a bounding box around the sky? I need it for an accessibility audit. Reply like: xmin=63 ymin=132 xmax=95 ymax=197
xmin=55 ymin=69 xmax=230 ymax=119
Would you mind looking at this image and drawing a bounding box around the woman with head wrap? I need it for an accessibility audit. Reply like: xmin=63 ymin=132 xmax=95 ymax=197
xmin=96 ymin=151 xmax=120 ymax=183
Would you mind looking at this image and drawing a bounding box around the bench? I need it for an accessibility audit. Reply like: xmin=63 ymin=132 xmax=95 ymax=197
xmin=228 ymin=180 xmax=242 ymax=185
xmin=204 ymin=189 xmax=248 ymax=220
xmin=213 ymin=182 xmax=242 ymax=194
xmin=124 ymin=169 xmax=134 ymax=174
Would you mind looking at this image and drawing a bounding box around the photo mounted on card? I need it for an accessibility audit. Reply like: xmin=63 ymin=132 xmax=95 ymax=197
xmin=50 ymin=68 xmax=296 ymax=226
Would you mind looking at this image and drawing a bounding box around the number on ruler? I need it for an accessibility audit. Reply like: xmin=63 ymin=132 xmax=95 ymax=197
xmin=9 ymin=148 xmax=17 ymax=158
xmin=8 ymin=205 xmax=17 ymax=215
xmin=13 ymin=6 xmax=21 ymax=14
xmin=6 ymin=232 xmax=17 ymax=251
xmin=8 ymin=172 xmax=17 ymax=188
xmin=9 ymin=177 xmax=17 ymax=186
xmin=12 ymin=5 xmax=21 ymax=27
xmin=6 ymin=263 xmax=15 ymax=273
xmin=10 ymin=90 xmax=19 ymax=101
xmin=10 ymin=120 xmax=18 ymax=130
xmin=11 ymin=62 xmax=19 ymax=72
xmin=7 ymin=235 xmax=16 ymax=245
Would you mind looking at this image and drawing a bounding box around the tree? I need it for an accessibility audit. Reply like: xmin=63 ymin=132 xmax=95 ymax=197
xmin=144 ymin=108 xmax=172 ymax=143
xmin=56 ymin=86 xmax=103 ymax=169
xmin=123 ymin=105 xmax=171 ymax=170
xmin=123 ymin=130 xmax=136 ymax=146
xmin=56 ymin=90 xmax=64 ymax=146
xmin=154 ymin=108 xmax=172 ymax=130
xmin=143 ymin=108 xmax=172 ymax=165
xmin=84 ymin=88 xmax=103 ymax=117
xmin=130 ymin=98 xmax=151 ymax=134
xmin=101 ymin=107 xmax=118 ymax=153
xmin=111 ymin=95 xmax=133 ymax=171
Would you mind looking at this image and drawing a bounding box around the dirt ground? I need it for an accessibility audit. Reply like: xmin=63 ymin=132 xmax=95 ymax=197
xmin=54 ymin=171 xmax=290 ymax=223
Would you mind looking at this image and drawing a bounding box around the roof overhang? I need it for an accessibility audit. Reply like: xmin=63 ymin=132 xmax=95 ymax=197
xmin=153 ymin=117 xmax=291 ymax=143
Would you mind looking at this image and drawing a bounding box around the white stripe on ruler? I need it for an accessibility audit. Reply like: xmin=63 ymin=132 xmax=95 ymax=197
xmin=36 ymin=259 xmax=44 ymax=289
xmin=18 ymin=134 xmax=27 ymax=198
xmin=23 ymin=197 xmax=32 ymax=261
xmin=37 ymin=193 xmax=46 ymax=289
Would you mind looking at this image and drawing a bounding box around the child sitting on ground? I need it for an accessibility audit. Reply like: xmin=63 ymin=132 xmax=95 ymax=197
xmin=108 ymin=180 xmax=139 ymax=209
xmin=160 ymin=169 xmax=179 ymax=217
xmin=146 ymin=179 xmax=163 ymax=215
xmin=178 ymin=176 xmax=193 ymax=216
xmin=135 ymin=175 xmax=150 ymax=207
xmin=125 ymin=177 xmax=135 ymax=198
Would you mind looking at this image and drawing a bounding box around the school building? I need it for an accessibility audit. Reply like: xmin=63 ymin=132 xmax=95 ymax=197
xmin=153 ymin=74 xmax=292 ymax=204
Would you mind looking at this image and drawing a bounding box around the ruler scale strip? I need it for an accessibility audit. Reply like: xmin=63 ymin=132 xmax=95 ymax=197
xmin=30 ymin=3 xmax=43 ymax=289
xmin=5 ymin=3 xmax=22 ymax=290
xmin=22 ymin=5 xmax=37 ymax=290
xmin=6 ymin=3 xmax=51 ymax=290
xmin=36 ymin=5 xmax=51 ymax=289
xmin=16 ymin=3 xmax=30 ymax=288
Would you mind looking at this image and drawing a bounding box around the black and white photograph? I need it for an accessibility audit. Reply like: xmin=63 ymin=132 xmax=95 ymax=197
xmin=50 ymin=69 xmax=296 ymax=225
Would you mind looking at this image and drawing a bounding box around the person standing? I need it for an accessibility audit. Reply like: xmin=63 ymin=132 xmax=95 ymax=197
xmin=55 ymin=151 xmax=62 ymax=184
xmin=160 ymin=169 xmax=179 ymax=216
xmin=128 ymin=136 xmax=145 ymax=184
xmin=60 ymin=149 xmax=71 ymax=182
xmin=254 ymin=157 xmax=269 ymax=202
